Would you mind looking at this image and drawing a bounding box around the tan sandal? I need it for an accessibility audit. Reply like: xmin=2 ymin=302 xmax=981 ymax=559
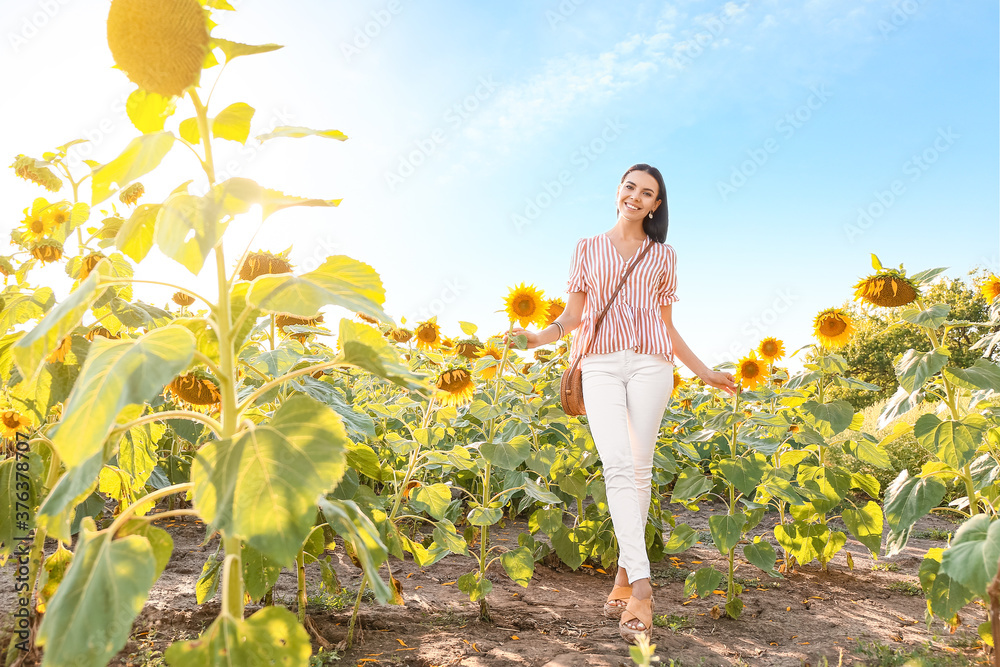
xmin=603 ymin=584 xmax=632 ymax=619
xmin=618 ymin=596 xmax=654 ymax=644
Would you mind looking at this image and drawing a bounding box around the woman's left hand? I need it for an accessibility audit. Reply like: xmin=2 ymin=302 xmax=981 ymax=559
xmin=701 ymin=370 xmax=737 ymax=395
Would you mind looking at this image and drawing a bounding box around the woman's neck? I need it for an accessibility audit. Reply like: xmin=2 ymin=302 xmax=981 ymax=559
xmin=608 ymin=216 xmax=646 ymax=242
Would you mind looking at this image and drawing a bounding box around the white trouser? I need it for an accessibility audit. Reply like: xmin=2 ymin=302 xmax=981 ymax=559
xmin=580 ymin=348 xmax=674 ymax=584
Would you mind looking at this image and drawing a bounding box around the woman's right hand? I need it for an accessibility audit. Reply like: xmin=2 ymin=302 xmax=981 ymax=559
xmin=505 ymin=327 xmax=540 ymax=349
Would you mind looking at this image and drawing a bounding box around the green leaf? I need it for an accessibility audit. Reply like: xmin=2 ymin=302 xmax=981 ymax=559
xmin=118 ymin=423 xmax=164 ymax=492
xmin=0 ymin=453 xmax=42 ymax=562
xmin=895 ymin=348 xmax=949 ymax=393
xmin=920 ymin=547 xmax=977 ymax=620
xmin=91 ymin=132 xmax=174 ymax=205
xmin=774 ymin=522 xmax=830 ymax=566
xmin=410 ymin=483 xmax=452 ymax=520
xmin=671 ymin=467 xmax=713 ymax=503
xmin=939 ymin=515 xmax=1000 ymax=598
xmin=178 ymin=117 xmax=200 ymax=144
xmin=550 ymin=526 xmax=586 ymax=570
xmin=49 ymin=326 xmax=196 ymax=470
xmin=718 ymin=453 xmax=767 ymax=496
xmin=117 ymin=519 xmax=173 ymax=580
xmin=431 ymin=519 xmax=468 ymax=556
xmin=257 ymin=126 xmax=348 ymax=142
xmin=500 ymin=546 xmax=535 ymax=587
xmin=192 ymin=394 xmax=348 ymax=564
xmin=241 ymin=542 xmax=281 ymax=602
xmin=335 ymin=319 xmax=427 ymax=391
xmin=163 ymin=605 xmax=310 ymax=666
xmin=456 ymin=571 xmax=493 ymax=602
xmin=529 ymin=508 xmax=564 ymax=535
xmin=900 ymin=303 xmax=951 ymax=330
xmin=800 ymin=400 xmax=855 ymax=438
xmin=876 ymin=386 xmax=923 ymax=431
xmin=317 ymin=498 xmax=392 ymax=603
xmin=914 ymin=414 xmax=986 ymax=470
xmin=481 ymin=435 xmax=531 ymax=470
xmin=709 ymin=514 xmax=746 ymax=555
xmin=725 ymin=596 xmax=744 ymax=620
xmin=842 ymin=437 xmax=892 ymax=470
xmin=522 ymin=477 xmax=562 ymax=505
xmin=683 ymin=566 xmax=723 ymax=598
xmin=842 ymin=501 xmax=883 ymax=556
xmin=249 ymin=256 xmax=390 ymax=323
xmin=819 ymin=530 xmax=847 ymax=565
xmin=663 ymin=523 xmax=698 ymax=554
xmin=467 ymin=506 xmax=502 ymax=526
xmin=212 ymin=102 xmax=255 ymax=144
xmin=884 ymin=469 xmax=947 ymax=534
xmin=126 ymin=89 xmax=176 ymax=134
xmin=943 ymin=360 xmax=1000 ymax=392
xmin=211 ymin=37 xmax=284 ymax=61
xmin=558 ymin=469 xmax=589 ymax=501
xmin=195 ymin=551 xmax=223 ymax=604
xmin=743 ymin=537 xmax=781 ymax=577
xmin=36 ymin=519 xmax=157 ymax=667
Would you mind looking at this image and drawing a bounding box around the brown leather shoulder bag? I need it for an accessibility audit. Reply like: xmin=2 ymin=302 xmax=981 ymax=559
xmin=559 ymin=239 xmax=655 ymax=415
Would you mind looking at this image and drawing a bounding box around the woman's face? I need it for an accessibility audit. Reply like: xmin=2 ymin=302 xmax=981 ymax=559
xmin=616 ymin=170 xmax=661 ymax=221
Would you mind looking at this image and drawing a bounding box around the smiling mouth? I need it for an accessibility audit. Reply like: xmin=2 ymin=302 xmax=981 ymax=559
xmin=624 ymin=202 xmax=639 ymax=211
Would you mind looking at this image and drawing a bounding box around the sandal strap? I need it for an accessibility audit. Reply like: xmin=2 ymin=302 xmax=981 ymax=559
xmin=620 ymin=597 xmax=653 ymax=627
xmin=606 ymin=585 xmax=632 ymax=602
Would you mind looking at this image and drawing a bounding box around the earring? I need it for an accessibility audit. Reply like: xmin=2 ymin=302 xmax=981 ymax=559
xmin=648 ymin=212 xmax=653 ymax=219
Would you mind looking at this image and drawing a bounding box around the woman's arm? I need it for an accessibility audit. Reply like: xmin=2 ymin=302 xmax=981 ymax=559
xmin=661 ymin=303 xmax=737 ymax=394
xmin=508 ymin=291 xmax=586 ymax=348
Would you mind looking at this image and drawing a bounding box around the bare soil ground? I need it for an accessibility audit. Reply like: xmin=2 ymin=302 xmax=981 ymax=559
xmin=1 ymin=501 xmax=990 ymax=667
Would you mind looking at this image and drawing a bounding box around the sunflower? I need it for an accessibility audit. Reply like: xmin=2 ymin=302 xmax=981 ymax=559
xmin=238 ymin=251 xmax=293 ymax=281
xmin=671 ymin=368 xmax=686 ymax=397
xmin=78 ymin=253 xmax=105 ymax=281
xmin=41 ymin=203 xmax=70 ymax=229
xmin=813 ymin=308 xmax=855 ymax=349
xmin=11 ymin=155 xmax=61 ymax=191
xmin=680 ymin=398 xmax=693 ymax=411
xmin=46 ymin=336 xmax=73 ymax=364
xmin=435 ymin=367 xmax=475 ymax=407
xmin=355 ymin=312 xmax=379 ymax=325
xmin=386 ymin=327 xmax=414 ymax=344
xmin=504 ymin=282 xmax=549 ymax=328
xmin=544 ymin=297 xmax=565 ymax=326
xmin=414 ymin=318 xmax=442 ymax=351
xmin=106 ymin=0 xmax=209 ymax=98
xmin=0 ymin=410 xmax=32 ymax=439
xmin=787 ymin=424 xmax=801 ymax=435
xmin=476 ymin=340 xmax=504 ymax=379
xmin=86 ymin=326 xmax=120 ymax=341
xmin=853 ymin=270 xmax=919 ymax=308
xmin=454 ymin=338 xmax=483 ymax=360
xmin=440 ymin=336 xmax=456 ymax=352
xmin=20 ymin=208 xmax=55 ymax=244
xmin=166 ymin=372 xmax=221 ymax=406
xmin=172 ymin=291 xmax=195 ymax=307
xmin=735 ymin=351 xmax=767 ymax=391
xmin=770 ymin=366 xmax=788 ymax=387
xmin=757 ymin=337 xmax=785 ymax=364
xmin=119 ymin=183 xmax=144 ymax=206
xmin=276 ymin=313 xmax=324 ymax=344
xmin=31 ymin=241 xmax=63 ymax=264
xmin=981 ymin=275 xmax=1000 ymax=303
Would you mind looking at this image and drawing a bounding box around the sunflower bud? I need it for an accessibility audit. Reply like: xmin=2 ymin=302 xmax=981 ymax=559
xmin=239 ymin=251 xmax=293 ymax=281
xmin=172 ymin=291 xmax=195 ymax=307
xmin=119 ymin=182 xmax=145 ymax=206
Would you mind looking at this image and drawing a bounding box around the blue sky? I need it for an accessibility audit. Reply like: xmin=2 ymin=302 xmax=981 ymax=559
xmin=0 ymin=0 xmax=997 ymax=374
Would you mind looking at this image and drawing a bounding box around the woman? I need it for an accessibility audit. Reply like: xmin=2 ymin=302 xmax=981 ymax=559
xmin=508 ymin=163 xmax=736 ymax=643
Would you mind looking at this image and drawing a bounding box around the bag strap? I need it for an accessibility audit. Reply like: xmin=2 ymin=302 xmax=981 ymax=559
xmin=566 ymin=238 xmax=655 ymax=374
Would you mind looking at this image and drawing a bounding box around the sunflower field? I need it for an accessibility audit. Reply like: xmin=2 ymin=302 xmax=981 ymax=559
xmin=2 ymin=2 xmax=1000 ymax=666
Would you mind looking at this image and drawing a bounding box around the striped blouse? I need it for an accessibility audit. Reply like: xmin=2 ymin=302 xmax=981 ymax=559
xmin=566 ymin=233 xmax=679 ymax=365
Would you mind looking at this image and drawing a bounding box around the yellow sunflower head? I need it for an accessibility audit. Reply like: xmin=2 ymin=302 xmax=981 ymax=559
xmin=119 ymin=183 xmax=145 ymax=206
xmin=0 ymin=410 xmax=32 ymax=439
xmin=435 ymin=367 xmax=475 ymax=408
xmin=813 ymin=308 xmax=855 ymax=349
xmin=476 ymin=339 xmax=504 ymax=379
xmin=680 ymin=397 xmax=693 ymax=410
xmin=671 ymin=368 xmax=686 ymax=397
xmin=20 ymin=208 xmax=54 ymax=244
xmin=45 ymin=336 xmax=73 ymax=364
xmin=238 ymin=251 xmax=293 ymax=281
xmin=106 ymin=0 xmax=210 ymax=98
xmin=440 ymin=336 xmax=456 ymax=352
xmin=78 ymin=253 xmax=106 ymax=281
xmin=31 ymin=241 xmax=63 ymax=264
xmin=735 ymin=351 xmax=767 ymax=391
xmin=981 ymin=275 xmax=1000 ymax=304
xmin=454 ymin=338 xmax=483 ymax=360
xmin=504 ymin=282 xmax=549 ymax=328
xmin=172 ymin=291 xmax=195 ymax=307
xmin=41 ymin=203 xmax=70 ymax=229
xmin=544 ymin=297 xmax=566 ymax=326
xmin=166 ymin=371 xmax=221 ymax=406
xmin=387 ymin=327 xmax=414 ymax=344
xmin=757 ymin=337 xmax=785 ymax=364
xmin=853 ymin=270 xmax=919 ymax=308
xmin=414 ymin=318 xmax=441 ymax=351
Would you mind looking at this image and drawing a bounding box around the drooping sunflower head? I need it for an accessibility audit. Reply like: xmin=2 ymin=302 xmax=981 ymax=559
xmin=981 ymin=274 xmax=1000 ymax=304
xmin=166 ymin=371 xmax=221 ymax=406
xmin=454 ymin=338 xmax=483 ymax=360
xmin=106 ymin=0 xmax=210 ymax=98
xmin=435 ymin=367 xmax=475 ymax=407
xmin=544 ymin=297 xmax=566 ymax=326
xmin=757 ymin=337 xmax=785 ymax=364
xmin=735 ymin=351 xmax=766 ymax=391
xmin=12 ymin=155 xmax=62 ymax=191
xmin=119 ymin=183 xmax=145 ymax=206
xmin=172 ymin=291 xmax=195 ymax=307
xmin=770 ymin=366 xmax=788 ymax=387
xmin=853 ymin=270 xmax=919 ymax=308
xmin=504 ymin=282 xmax=549 ymax=328
xmin=86 ymin=326 xmax=120 ymax=341
xmin=0 ymin=410 xmax=32 ymax=439
xmin=238 ymin=251 xmax=293 ymax=281
xmin=414 ymin=318 xmax=441 ymax=351
xmin=813 ymin=308 xmax=855 ymax=349
xmin=440 ymin=336 xmax=456 ymax=352
xmin=275 ymin=312 xmax=323 ymax=331
xmin=31 ymin=241 xmax=63 ymax=264
xmin=355 ymin=311 xmax=380 ymax=325
xmin=78 ymin=253 xmax=106 ymax=281
xmin=45 ymin=336 xmax=73 ymax=364
xmin=386 ymin=327 xmax=414 ymax=344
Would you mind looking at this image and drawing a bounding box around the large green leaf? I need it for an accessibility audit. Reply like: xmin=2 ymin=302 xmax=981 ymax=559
xmin=842 ymin=501 xmax=883 ymax=556
xmin=0 ymin=452 xmax=42 ymax=564
xmin=500 ymin=546 xmax=535 ymax=587
xmin=0 ymin=286 xmax=55 ymax=342
xmin=876 ymin=386 xmax=923 ymax=431
xmin=663 ymin=523 xmax=698 ymax=554
xmin=709 ymin=514 xmax=746 ymax=555
xmin=36 ymin=518 xmax=157 ymax=667
xmin=717 ymin=453 xmax=767 ymax=496
xmin=410 ymin=483 xmax=452 ymax=520
xmin=884 ymin=469 xmax=947 ymax=536
xmin=192 ymin=395 xmax=348 ymax=565
xmin=774 ymin=522 xmax=830 ymax=566
xmin=114 ymin=204 xmax=161 ymax=263
xmin=248 ymin=256 xmax=390 ymax=324
xmin=317 ymin=498 xmax=392 ymax=603
xmin=919 ymin=548 xmax=977 ymax=621
xmin=842 ymin=436 xmax=892 ymax=470
xmin=241 ymin=542 xmax=281 ymax=602
xmin=944 ymin=360 xmax=1000 ymax=392
xmin=163 ymin=605 xmax=310 ymax=666
xmin=481 ymin=435 xmax=531 ymax=470
xmin=913 ymin=413 xmax=986 ymax=470
xmin=743 ymin=537 xmax=781 ymax=577
xmin=900 ymin=303 xmax=951 ymax=330
xmin=895 ymin=348 xmax=949 ymax=393
xmin=91 ymin=132 xmax=174 ymax=204
xmin=800 ymin=400 xmax=855 ymax=438
xmin=49 ymin=326 xmax=195 ymax=470
xmin=939 ymin=515 xmax=1000 ymax=598
xmin=334 ymin=319 xmax=427 ymax=391
xmin=671 ymin=467 xmax=713 ymax=503
xmin=683 ymin=566 xmax=723 ymax=598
